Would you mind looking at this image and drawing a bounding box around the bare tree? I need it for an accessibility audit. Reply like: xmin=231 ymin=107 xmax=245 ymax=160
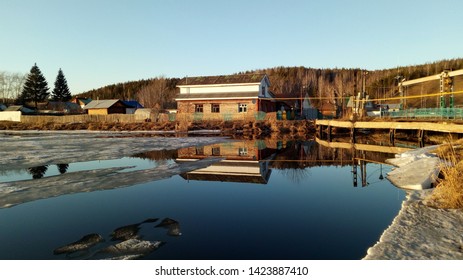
xmin=0 ymin=71 xmax=26 ymax=104
xmin=137 ymin=76 xmax=168 ymax=110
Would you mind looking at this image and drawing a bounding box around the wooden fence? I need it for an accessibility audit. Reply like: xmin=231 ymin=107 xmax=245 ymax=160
xmin=21 ymin=114 xmax=147 ymax=124
xmin=19 ymin=111 xmax=278 ymax=124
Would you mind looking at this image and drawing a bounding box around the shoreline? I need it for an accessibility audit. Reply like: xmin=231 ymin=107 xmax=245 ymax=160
xmin=363 ymin=190 xmax=463 ymax=259
xmin=363 ymin=146 xmax=463 ymax=259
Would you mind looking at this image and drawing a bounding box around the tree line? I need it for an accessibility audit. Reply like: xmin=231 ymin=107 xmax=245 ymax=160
xmin=75 ymin=58 xmax=463 ymax=110
xmin=5 ymin=58 xmax=463 ymax=110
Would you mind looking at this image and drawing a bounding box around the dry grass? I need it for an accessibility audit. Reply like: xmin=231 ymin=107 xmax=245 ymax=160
xmin=426 ymin=138 xmax=463 ymax=209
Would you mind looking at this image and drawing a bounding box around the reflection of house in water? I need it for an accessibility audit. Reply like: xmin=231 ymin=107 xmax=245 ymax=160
xmin=176 ymin=140 xmax=278 ymax=184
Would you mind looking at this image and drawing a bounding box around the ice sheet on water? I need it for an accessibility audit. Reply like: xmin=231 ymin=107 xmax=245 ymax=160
xmin=0 ymin=131 xmax=228 ymax=171
xmin=386 ymin=145 xmax=441 ymax=190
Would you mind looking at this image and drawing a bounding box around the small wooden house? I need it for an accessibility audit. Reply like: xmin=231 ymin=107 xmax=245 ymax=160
xmin=71 ymin=97 xmax=92 ymax=109
xmin=122 ymin=100 xmax=144 ymax=114
xmin=176 ymin=74 xmax=275 ymax=120
xmin=83 ymin=99 xmax=132 ymax=115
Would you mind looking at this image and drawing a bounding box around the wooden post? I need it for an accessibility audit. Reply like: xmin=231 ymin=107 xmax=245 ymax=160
xmin=350 ymin=127 xmax=356 ymax=143
xmin=327 ymin=125 xmax=332 ymax=142
xmin=389 ymin=128 xmax=395 ymax=146
xmin=418 ymin=129 xmax=425 ymax=148
xmin=318 ymin=124 xmax=323 ymax=139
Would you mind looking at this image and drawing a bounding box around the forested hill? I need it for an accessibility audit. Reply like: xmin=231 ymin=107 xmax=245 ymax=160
xmin=76 ymin=58 xmax=463 ymax=108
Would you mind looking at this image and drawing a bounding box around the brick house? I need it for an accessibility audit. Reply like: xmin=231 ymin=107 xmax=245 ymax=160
xmin=175 ymin=74 xmax=275 ymax=120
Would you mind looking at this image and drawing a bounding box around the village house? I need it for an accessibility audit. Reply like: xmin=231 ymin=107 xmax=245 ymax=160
xmin=122 ymin=100 xmax=144 ymax=114
xmin=83 ymin=99 xmax=134 ymax=115
xmin=71 ymin=97 xmax=92 ymax=109
xmin=175 ymin=74 xmax=275 ymax=120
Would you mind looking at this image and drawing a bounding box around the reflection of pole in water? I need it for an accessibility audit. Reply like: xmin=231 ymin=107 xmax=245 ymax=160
xmin=379 ymin=164 xmax=384 ymax=180
xmin=360 ymin=151 xmax=367 ymax=187
xmin=360 ymin=160 xmax=367 ymax=187
xmin=352 ymin=163 xmax=358 ymax=187
xmin=351 ymin=149 xmax=357 ymax=187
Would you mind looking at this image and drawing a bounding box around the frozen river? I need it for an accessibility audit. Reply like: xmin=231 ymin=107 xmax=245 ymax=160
xmin=0 ymin=131 xmax=405 ymax=259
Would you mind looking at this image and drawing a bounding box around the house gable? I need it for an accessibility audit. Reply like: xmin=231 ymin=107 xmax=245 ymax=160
xmin=176 ymin=74 xmax=270 ymax=100
xmin=83 ymin=99 xmax=130 ymax=115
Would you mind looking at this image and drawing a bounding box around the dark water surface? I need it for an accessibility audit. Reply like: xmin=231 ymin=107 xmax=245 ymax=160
xmin=0 ymin=138 xmax=405 ymax=260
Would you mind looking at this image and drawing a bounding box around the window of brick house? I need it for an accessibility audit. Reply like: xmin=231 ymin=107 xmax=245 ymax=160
xmin=195 ymin=104 xmax=203 ymax=113
xmin=238 ymin=103 xmax=247 ymax=113
xmin=212 ymin=147 xmax=220 ymax=156
xmin=211 ymin=104 xmax=220 ymax=113
xmin=195 ymin=147 xmax=204 ymax=155
xmin=238 ymin=147 xmax=248 ymax=156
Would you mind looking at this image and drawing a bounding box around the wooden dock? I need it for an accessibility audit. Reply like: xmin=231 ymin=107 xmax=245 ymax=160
xmin=315 ymin=119 xmax=463 ymax=146
xmin=315 ymin=138 xmax=411 ymax=155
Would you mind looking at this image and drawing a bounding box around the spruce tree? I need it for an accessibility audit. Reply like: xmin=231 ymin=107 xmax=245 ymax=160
xmin=51 ymin=68 xmax=71 ymax=101
xmin=19 ymin=63 xmax=50 ymax=108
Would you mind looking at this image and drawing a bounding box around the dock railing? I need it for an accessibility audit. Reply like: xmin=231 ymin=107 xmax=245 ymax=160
xmin=388 ymin=108 xmax=463 ymax=119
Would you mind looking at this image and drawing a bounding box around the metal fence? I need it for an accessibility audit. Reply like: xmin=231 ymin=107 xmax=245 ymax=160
xmin=388 ymin=108 xmax=463 ymax=119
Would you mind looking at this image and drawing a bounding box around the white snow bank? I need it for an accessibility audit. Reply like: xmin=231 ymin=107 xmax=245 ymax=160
xmin=364 ymin=190 xmax=463 ymax=260
xmin=386 ymin=146 xmax=441 ymax=190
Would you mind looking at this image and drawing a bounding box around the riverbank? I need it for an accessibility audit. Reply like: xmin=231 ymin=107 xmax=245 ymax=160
xmin=363 ymin=190 xmax=463 ymax=259
xmin=0 ymin=120 xmax=315 ymax=138
xmin=364 ymin=144 xmax=463 ymax=259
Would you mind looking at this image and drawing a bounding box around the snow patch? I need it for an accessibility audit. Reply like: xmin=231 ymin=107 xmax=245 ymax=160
xmin=386 ymin=146 xmax=441 ymax=190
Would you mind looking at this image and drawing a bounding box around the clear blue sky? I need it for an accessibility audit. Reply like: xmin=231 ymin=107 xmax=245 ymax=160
xmin=1 ymin=0 xmax=462 ymax=94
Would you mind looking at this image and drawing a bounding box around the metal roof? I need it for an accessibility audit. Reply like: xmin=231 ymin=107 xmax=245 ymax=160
xmin=177 ymin=74 xmax=267 ymax=86
xmin=83 ymin=99 xmax=123 ymax=109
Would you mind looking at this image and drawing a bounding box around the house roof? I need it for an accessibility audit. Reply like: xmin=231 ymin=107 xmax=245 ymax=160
xmin=3 ymin=105 xmax=23 ymax=111
xmin=122 ymin=100 xmax=144 ymax=108
xmin=4 ymin=105 xmax=35 ymax=113
xmin=176 ymin=92 xmax=262 ymax=101
xmin=76 ymin=98 xmax=92 ymax=105
xmin=83 ymin=99 xmax=131 ymax=110
xmin=177 ymin=74 xmax=267 ymax=86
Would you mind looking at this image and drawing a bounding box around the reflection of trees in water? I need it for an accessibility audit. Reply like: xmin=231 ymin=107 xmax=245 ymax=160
xmin=279 ymin=168 xmax=311 ymax=184
xmin=132 ymin=149 xmax=178 ymax=166
xmin=57 ymin=164 xmax=69 ymax=174
xmin=27 ymin=165 xmax=48 ymax=179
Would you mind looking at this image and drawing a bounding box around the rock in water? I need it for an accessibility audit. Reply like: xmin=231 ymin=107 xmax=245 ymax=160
xmin=156 ymin=218 xmax=182 ymax=236
xmin=53 ymin=233 xmax=104 ymax=255
xmin=110 ymin=218 xmax=159 ymax=241
xmin=97 ymin=239 xmax=163 ymax=258
xmin=110 ymin=224 xmax=142 ymax=241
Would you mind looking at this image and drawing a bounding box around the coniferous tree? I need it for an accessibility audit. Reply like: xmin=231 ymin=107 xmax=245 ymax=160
xmin=18 ymin=63 xmax=50 ymax=108
xmin=51 ymin=68 xmax=71 ymax=101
